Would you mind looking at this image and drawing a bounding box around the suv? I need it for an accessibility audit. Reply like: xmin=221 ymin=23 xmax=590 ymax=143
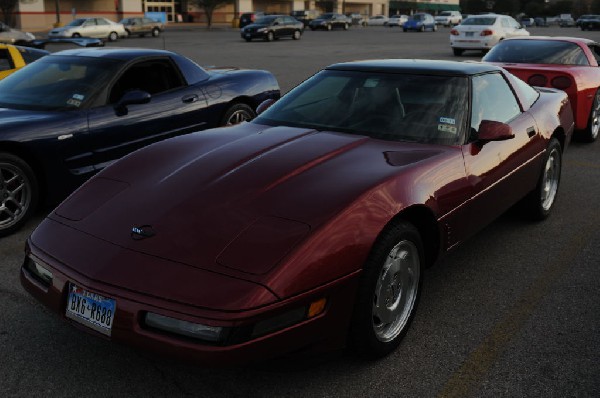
xmin=434 ymin=11 xmax=462 ymax=27
xmin=239 ymin=12 xmax=265 ymax=28
xmin=290 ymin=10 xmax=319 ymax=26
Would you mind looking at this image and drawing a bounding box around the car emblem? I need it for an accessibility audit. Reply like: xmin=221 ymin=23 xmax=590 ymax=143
xmin=131 ymin=225 xmax=155 ymax=240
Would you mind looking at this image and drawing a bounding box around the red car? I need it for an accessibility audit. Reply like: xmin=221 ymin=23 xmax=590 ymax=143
xmin=21 ymin=60 xmax=574 ymax=365
xmin=483 ymin=36 xmax=600 ymax=142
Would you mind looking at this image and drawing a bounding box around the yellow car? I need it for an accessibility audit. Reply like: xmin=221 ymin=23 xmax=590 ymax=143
xmin=0 ymin=44 xmax=48 ymax=79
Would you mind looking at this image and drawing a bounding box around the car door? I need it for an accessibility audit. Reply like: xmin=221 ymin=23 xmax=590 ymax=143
xmin=461 ymin=72 xmax=544 ymax=234
xmin=86 ymin=57 xmax=208 ymax=170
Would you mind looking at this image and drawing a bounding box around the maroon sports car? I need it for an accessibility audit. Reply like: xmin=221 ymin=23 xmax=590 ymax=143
xmin=21 ymin=60 xmax=574 ymax=365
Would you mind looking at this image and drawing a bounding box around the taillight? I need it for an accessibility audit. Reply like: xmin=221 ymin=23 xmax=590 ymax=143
xmin=251 ymin=14 xmax=255 ymax=22
xmin=551 ymin=76 xmax=572 ymax=90
xmin=528 ymin=74 xmax=548 ymax=87
xmin=450 ymin=29 xmax=459 ymax=35
xmin=480 ymin=29 xmax=493 ymax=36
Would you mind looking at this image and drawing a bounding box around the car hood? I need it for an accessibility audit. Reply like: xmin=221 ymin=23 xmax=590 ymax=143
xmin=50 ymin=123 xmax=447 ymax=276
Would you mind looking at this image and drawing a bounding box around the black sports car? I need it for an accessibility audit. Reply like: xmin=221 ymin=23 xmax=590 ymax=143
xmin=241 ymin=15 xmax=304 ymax=42
xmin=0 ymin=48 xmax=280 ymax=236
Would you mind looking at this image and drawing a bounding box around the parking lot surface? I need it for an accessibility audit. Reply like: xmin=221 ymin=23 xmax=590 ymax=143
xmin=1 ymin=25 xmax=599 ymax=397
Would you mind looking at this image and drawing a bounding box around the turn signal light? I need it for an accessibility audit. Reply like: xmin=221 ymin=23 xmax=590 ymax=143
xmin=480 ymin=29 xmax=493 ymax=36
xmin=551 ymin=76 xmax=572 ymax=90
xmin=528 ymin=74 xmax=548 ymax=87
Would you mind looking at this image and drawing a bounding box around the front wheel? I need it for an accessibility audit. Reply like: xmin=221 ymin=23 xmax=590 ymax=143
xmin=220 ymin=103 xmax=256 ymax=126
xmin=108 ymin=31 xmax=118 ymax=41
xmin=343 ymin=23 xmax=349 ymax=30
xmin=265 ymin=31 xmax=274 ymax=42
xmin=582 ymin=89 xmax=600 ymax=142
xmin=71 ymin=33 xmax=81 ymax=38
xmin=292 ymin=30 xmax=301 ymax=40
xmin=349 ymin=221 xmax=423 ymax=358
xmin=420 ymin=25 xmax=425 ymax=32
xmin=522 ymin=138 xmax=562 ymax=220
xmin=151 ymin=27 xmax=160 ymax=37
xmin=432 ymin=24 xmax=437 ymax=32
xmin=0 ymin=152 xmax=39 ymax=237
xmin=327 ymin=24 xmax=332 ymax=31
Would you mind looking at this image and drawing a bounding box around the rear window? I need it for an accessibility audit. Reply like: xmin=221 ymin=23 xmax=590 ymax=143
xmin=484 ymin=40 xmax=589 ymax=65
xmin=462 ymin=17 xmax=496 ymax=25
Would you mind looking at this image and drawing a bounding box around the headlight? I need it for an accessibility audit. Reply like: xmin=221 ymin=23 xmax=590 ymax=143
xmin=145 ymin=312 xmax=224 ymax=342
xmin=23 ymin=257 xmax=53 ymax=286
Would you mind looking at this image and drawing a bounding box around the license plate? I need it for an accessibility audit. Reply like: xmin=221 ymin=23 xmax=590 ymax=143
xmin=466 ymin=32 xmax=474 ymax=37
xmin=245 ymin=34 xmax=251 ymax=38
xmin=65 ymin=284 xmax=116 ymax=336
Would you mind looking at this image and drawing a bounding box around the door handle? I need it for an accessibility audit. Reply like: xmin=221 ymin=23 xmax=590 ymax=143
xmin=182 ymin=94 xmax=199 ymax=104
xmin=526 ymin=126 xmax=536 ymax=138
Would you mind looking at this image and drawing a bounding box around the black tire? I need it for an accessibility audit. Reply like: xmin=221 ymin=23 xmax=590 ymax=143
xmin=403 ymin=28 xmax=407 ymax=32
xmin=522 ymin=138 xmax=562 ymax=221
xmin=327 ymin=24 xmax=332 ymax=31
xmin=220 ymin=103 xmax=256 ymax=126
xmin=310 ymin=27 xmax=315 ymax=31
xmin=343 ymin=23 xmax=349 ymax=30
xmin=71 ymin=33 xmax=81 ymax=38
xmin=0 ymin=152 xmax=39 ymax=237
xmin=419 ymin=25 xmax=425 ymax=32
xmin=265 ymin=31 xmax=274 ymax=42
xmin=151 ymin=27 xmax=160 ymax=37
xmin=453 ymin=48 xmax=463 ymax=56
xmin=433 ymin=24 xmax=437 ymax=32
xmin=108 ymin=31 xmax=118 ymax=41
xmin=582 ymin=89 xmax=600 ymax=142
xmin=349 ymin=220 xmax=423 ymax=359
xmin=244 ymin=37 xmax=252 ymax=42
xmin=292 ymin=30 xmax=301 ymax=40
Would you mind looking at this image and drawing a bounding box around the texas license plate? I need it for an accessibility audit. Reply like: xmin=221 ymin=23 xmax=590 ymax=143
xmin=65 ymin=284 xmax=116 ymax=336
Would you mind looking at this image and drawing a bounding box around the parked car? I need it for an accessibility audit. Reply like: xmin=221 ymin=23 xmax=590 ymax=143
xmin=119 ymin=17 xmax=164 ymax=37
xmin=534 ymin=17 xmax=549 ymax=27
xmin=434 ymin=10 xmax=462 ymax=26
xmin=0 ymin=44 xmax=47 ymax=80
xmin=346 ymin=13 xmax=366 ymax=26
xmin=0 ymin=48 xmax=280 ymax=236
xmin=403 ymin=13 xmax=436 ymax=32
xmin=309 ymin=13 xmax=350 ymax=30
xmin=366 ymin=15 xmax=389 ymax=26
xmin=520 ymin=17 xmax=534 ymax=27
xmin=558 ymin=14 xmax=575 ymax=27
xmin=241 ymin=15 xmax=304 ymax=42
xmin=0 ymin=22 xmax=35 ymax=45
xmin=450 ymin=14 xmax=529 ymax=55
xmin=239 ymin=12 xmax=265 ymax=28
xmin=387 ymin=15 xmax=409 ymax=27
xmin=21 ymin=59 xmax=573 ymax=365
xmin=578 ymin=15 xmax=600 ymax=30
xmin=483 ymin=36 xmax=600 ymax=142
xmin=48 ymin=17 xmax=127 ymax=41
xmin=290 ymin=10 xmax=319 ymax=26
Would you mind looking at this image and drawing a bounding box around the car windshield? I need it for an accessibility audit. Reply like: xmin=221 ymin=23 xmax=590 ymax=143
xmin=255 ymin=16 xmax=278 ymax=24
xmin=484 ymin=40 xmax=589 ymax=65
xmin=462 ymin=17 xmax=496 ymax=25
xmin=67 ymin=19 xmax=87 ymax=27
xmin=254 ymin=69 xmax=469 ymax=145
xmin=0 ymin=55 xmax=123 ymax=111
xmin=410 ymin=15 xmax=425 ymax=21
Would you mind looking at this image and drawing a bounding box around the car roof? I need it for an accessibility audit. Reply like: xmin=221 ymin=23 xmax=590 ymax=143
xmin=48 ymin=47 xmax=176 ymax=60
xmin=326 ymin=59 xmax=501 ymax=76
xmin=502 ymin=36 xmax=597 ymax=45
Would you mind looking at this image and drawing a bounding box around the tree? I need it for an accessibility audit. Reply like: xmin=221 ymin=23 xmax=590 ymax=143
xmin=191 ymin=0 xmax=233 ymax=28
xmin=0 ymin=0 xmax=17 ymax=25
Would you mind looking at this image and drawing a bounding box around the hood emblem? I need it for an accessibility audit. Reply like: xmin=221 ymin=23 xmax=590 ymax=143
xmin=131 ymin=225 xmax=155 ymax=240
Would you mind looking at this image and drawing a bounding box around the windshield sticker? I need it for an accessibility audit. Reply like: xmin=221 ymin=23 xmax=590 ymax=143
xmin=72 ymin=94 xmax=85 ymax=101
xmin=438 ymin=124 xmax=457 ymax=134
xmin=363 ymin=78 xmax=379 ymax=88
xmin=67 ymin=98 xmax=82 ymax=107
xmin=439 ymin=117 xmax=455 ymax=125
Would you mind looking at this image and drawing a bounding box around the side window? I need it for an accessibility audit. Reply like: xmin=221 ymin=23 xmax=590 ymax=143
xmin=471 ymin=73 xmax=521 ymax=133
xmin=501 ymin=18 xmax=510 ymax=28
xmin=0 ymin=49 xmax=14 ymax=71
xmin=589 ymin=45 xmax=600 ymax=65
xmin=108 ymin=59 xmax=184 ymax=103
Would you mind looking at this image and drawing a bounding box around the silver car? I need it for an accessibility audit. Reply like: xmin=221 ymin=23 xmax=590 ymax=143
xmin=0 ymin=22 xmax=35 ymax=44
xmin=48 ymin=18 xmax=127 ymax=41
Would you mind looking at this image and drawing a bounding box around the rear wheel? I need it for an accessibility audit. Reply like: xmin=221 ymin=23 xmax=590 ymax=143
xmin=432 ymin=24 xmax=437 ymax=31
xmin=582 ymin=89 xmax=600 ymax=142
xmin=522 ymin=138 xmax=562 ymax=220
xmin=349 ymin=221 xmax=423 ymax=358
xmin=265 ymin=31 xmax=274 ymax=41
xmin=0 ymin=153 xmax=38 ymax=237
xmin=221 ymin=103 xmax=256 ymax=126
xmin=71 ymin=33 xmax=81 ymax=38
xmin=108 ymin=31 xmax=118 ymax=41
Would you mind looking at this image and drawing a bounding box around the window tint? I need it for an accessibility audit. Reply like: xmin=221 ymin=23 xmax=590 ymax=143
xmin=0 ymin=49 xmax=13 ymax=71
xmin=589 ymin=45 xmax=600 ymax=64
xmin=471 ymin=73 xmax=520 ymax=133
xmin=484 ymin=40 xmax=589 ymax=65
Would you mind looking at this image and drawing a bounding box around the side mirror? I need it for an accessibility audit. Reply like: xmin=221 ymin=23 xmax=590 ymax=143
xmin=477 ymin=120 xmax=515 ymax=142
xmin=256 ymin=98 xmax=276 ymax=115
xmin=114 ymin=89 xmax=151 ymax=116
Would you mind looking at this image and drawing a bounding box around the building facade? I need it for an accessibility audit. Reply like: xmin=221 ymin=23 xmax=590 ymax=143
xmin=12 ymin=0 xmax=459 ymax=30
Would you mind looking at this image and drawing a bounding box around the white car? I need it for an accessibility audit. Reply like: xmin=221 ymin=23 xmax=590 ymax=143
xmin=434 ymin=11 xmax=462 ymax=26
xmin=387 ymin=15 xmax=409 ymax=27
xmin=366 ymin=15 xmax=389 ymax=26
xmin=450 ymin=14 xmax=529 ymax=56
xmin=48 ymin=17 xmax=127 ymax=42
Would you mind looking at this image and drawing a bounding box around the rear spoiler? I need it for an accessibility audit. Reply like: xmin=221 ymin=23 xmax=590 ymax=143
xmin=24 ymin=37 xmax=105 ymax=49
